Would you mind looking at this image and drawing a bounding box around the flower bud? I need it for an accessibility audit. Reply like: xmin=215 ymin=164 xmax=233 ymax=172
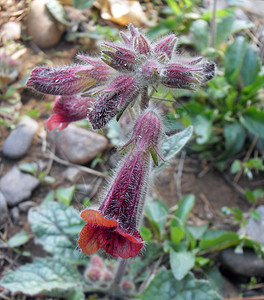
xmin=85 ymin=267 xmax=102 ymax=282
xmin=91 ymin=254 xmax=104 ymax=269
xmin=154 ymin=34 xmax=178 ymax=59
xmin=121 ymin=280 xmax=135 ymax=293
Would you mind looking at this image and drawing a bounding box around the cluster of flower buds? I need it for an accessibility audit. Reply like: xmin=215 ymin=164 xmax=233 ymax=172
xmin=27 ymin=25 xmax=216 ymax=259
xmin=26 ymin=24 xmax=215 ymax=131
xmin=78 ymin=108 xmax=164 ymax=258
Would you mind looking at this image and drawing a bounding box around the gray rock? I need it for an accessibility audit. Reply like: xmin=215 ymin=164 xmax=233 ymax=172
xmin=0 ymin=21 xmax=21 ymax=40
xmin=219 ymin=248 xmax=264 ymax=277
xmin=0 ymin=167 xmax=40 ymax=207
xmin=18 ymin=201 xmax=36 ymax=213
xmin=49 ymin=125 xmax=108 ymax=164
xmin=11 ymin=207 xmax=20 ymax=224
xmin=27 ymin=0 xmax=65 ymax=49
xmin=0 ymin=192 xmax=8 ymax=228
xmin=239 ymin=205 xmax=264 ymax=245
xmin=63 ymin=167 xmax=80 ymax=182
xmin=2 ymin=118 xmax=39 ymax=159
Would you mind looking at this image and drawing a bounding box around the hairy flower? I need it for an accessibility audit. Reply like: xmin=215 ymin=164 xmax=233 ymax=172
xmin=78 ymin=109 xmax=163 ymax=258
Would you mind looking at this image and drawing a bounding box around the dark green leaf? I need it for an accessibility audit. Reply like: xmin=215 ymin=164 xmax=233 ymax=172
xmin=139 ymin=267 xmax=221 ymax=300
xmin=172 ymin=194 xmax=195 ymax=227
xmin=7 ymin=231 xmax=30 ymax=248
xmin=225 ymin=36 xmax=247 ymax=85
xmin=170 ymin=250 xmax=195 ymax=280
xmin=0 ymin=257 xmax=84 ymax=295
xmin=240 ymin=107 xmax=264 ymax=139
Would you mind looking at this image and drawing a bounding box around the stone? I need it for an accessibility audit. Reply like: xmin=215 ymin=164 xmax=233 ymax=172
xmin=0 ymin=192 xmax=8 ymax=228
xmin=49 ymin=125 xmax=108 ymax=164
xmin=0 ymin=167 xmax=40 ymax=207
xmin=11 ymin=207 xmax=20 ymax=224
xmin=0 ymin=22 xmax=21 ymax=40
xmin=219 ymin=248 xmax=264 ymax=278
xmin=18 ymin=201 xmax=36 ymax=213
xmin=2 ymin=118 xmax=39 ymax=159
xmin=27 ymin=0 xmax=65 ymax=49
xmin=63 ymin=167 xmax=80 ymax=182
xmin=239 ymin=205 xmax=264 ymax=245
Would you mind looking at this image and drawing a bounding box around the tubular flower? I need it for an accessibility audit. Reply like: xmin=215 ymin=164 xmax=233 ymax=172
xmin=27 ymin=24 xmax=215 ymax=131
xmin=78 ymin=109 xmax=163 ymax=258
xmin=46 ymin=95 xmax=96 ymax=131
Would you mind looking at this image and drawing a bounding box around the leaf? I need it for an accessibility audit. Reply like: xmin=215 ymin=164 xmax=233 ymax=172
xmin=189 ymin=19 xmax=209 ymax=52
xmin=140 ymin=225 xmax=153 ymax=242
xmin=144 ymin=199 xmax=169 ymax=235
xmin=225 ymin=36 xmax=247 ymax=85
xmin=155 ymin=126 xmax=193 ymax=173
xmin=73 ymin=0 xmax=95 ymax=10
xmin=231 ymin=19 xmax=254 ymax=34
xmin=46 ymin=0 xmax=70 ymax=26
xmin=240 ymin=107 xmax=264 ymax=139
xmin=187 ymin=223 xmax=208 ymax=240
xmin=7 ymin=231 xmax=30 ymax=248
xmin=171 ymin=226 xmax=185 ymax=246
xmin=230 ymin=160 xmax=242 ymax=174
xmin=139 ymin=267 xmax=221 ymax=300
xmin=193 ymin=115 xmax=212 ymax=144
xmin=28 ymin=201 xmax=86 ymax=264
xmin=174 ymin=195 xmax=195 ymax=227
xmin=170 ymin=250 xmax=195 ymax=280
xmin=240 ymin=44 xmax=260 ymax=87
xmin=0 ymin=257 xmax=84 ymax=296
xmin=19 ymin=163 xmax=37 ymax=175
xmin=56 ymin=185 xmax=76 ymax=206
xmin=215 ymin=15 xmax=234 ymax=47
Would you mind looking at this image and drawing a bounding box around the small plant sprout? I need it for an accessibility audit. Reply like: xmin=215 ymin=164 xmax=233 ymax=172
xmin=26 ymin=24 xmax=216 ymax=260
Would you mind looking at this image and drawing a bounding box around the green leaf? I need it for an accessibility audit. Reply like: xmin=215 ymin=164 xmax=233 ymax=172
xmin=230 ymin=160 xmax=242 ymax=174
xmin=42 ymin=190 xmax=55 ymax=205
xmin=172 ymin=194 xmax=195 ymax=227
xmin=240 ymin=107 xmax=264 ymax=139
xmin=231 ymin=19 xmax=254 ymax=34
xmin=199 ymin=230 xmax=240 ymax=253
xmin=245 ymin=189 xmax=256 ymax=203
xmin=187 ymin=223 xmax=208 ymax=240
xmin=139 ymin=267 xmax=221 ymax=300
xmin=240 ymin=44 xmax=260 ymax=87
xmin=170 ymin=250 xmax=195 ymax=280
xmin=56 ymin=185 xmax=76 ymax=206
xmin=193 ymin=115 xmax=212 ymax=144
xmin=250 ymin=209 xmax=261 ymax=221
xmin=189 ymin=20 xmax=209 ymax=52
xmin=171 ymin=226 xmax=185 ymax=246
xmin=7 ymin=231 xmax=30 ymax=248
xmin=73 ymin=0 xmax=95 ymax=9
xmin=46 ymin=0 xmax=70 ymax=26
xmin=225 ymin=36 xmax=247 ymax=85
xmin=28 ymin=201 xmax=86 ymax=264
xmin=0 ymin=257 xmax=84 ymax=296
xmin=155 ymin=126 xmax=193 ymax=172
xmin=215 ymin=15 xmax=234 ymax=47
xmin=67 ymin=288 xmax=85 ymax=300
xmin=19 ymin=163 xmax=37 ymax=175
xmin=140 ymin=225 xmax=153 ymax=242
xmin=144 ymin=200 xmax=169 ymax=235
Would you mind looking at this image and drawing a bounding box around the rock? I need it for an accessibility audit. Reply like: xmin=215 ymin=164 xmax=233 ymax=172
xmin=239 ymin=205 xmax=264 ymax=245
xmin=27 ymin=0 xmax=65 ymax=48
xmin=63 ymin=167 xmax=80 ymax=182
xmin=0 ymin=167 xmax=40 ymax=207
xmin=0 ymin=22 xmax=21 ymax=40
xmin=11 ymin=207 xmax=20 ymax=224
xmin=18 ymin=201 xmax=36 ymax=213
xmin=49 ymin=125 xmax=108 ymax=164
xmin=0 ymin=192 xmax=8 ymax=228
xmin=2 ymin=118 xmax=39 ymax=159
xmin=219 ymin=248 xmax=264 ymax=278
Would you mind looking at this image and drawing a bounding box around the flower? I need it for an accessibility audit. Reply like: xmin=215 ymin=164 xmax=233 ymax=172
xmin=78 ymin=109 xmax=163 ymax=258
xmin=26 ymin=24 xmax=215 ymax=131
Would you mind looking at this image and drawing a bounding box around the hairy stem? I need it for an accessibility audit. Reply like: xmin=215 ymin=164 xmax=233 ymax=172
xmin=140 ymin=86 xmax=149 ymax=110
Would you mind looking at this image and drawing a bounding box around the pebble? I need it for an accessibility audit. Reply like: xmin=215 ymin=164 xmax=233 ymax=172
xmin=0 ymin=21 xmax=21 ymax=40
xmin=11 ymin=207 xmax=20 ymax=224
xmin=49 ymin=125 xmax=108 ymax=164
xmin=2 ymin=118 xmax=39 ymax=160
xmin=0 ymin=167 xmax=40 ymax=207
xmin=239 ymin=205 xmax=264 ymax=245
xmin=18 ymin=201 xmax=36 ymax=213
xmin=0 ymin=192 xmax=8 ymax=228
xmin=27 ymin=0 xmax=65 ymax=48
xmin=219 ymin=248 xmax=264 ymax=278
xmin=63 ymin=167 xmax=80 ymax=182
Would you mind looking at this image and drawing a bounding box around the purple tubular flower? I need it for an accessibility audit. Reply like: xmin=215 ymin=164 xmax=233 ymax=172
xmin=46 ymin=95 xmax=96 ymax=131
xmin=101 ymin=42 xmax=137 ymax=72
xmin=78 ymin=109 xmax=163 ymax=258
xmin=154 ymin=34 xmax=178 ymax=59
xmin=26 ymin=66 xmax=96 ymax=95
xmin=133 ymin=33 xmax=151 ymax=55
xmin=88 ymin=75 xmax=140 ymax=129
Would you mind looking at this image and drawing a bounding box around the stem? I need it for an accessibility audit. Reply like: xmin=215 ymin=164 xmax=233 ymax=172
xmin=112 ymin=258 xmax=128 ymax=287
xmin=210 ymin=0 xmax=217 ymax=48
xmin=140 ymin=86 xmax=149 ymax=110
